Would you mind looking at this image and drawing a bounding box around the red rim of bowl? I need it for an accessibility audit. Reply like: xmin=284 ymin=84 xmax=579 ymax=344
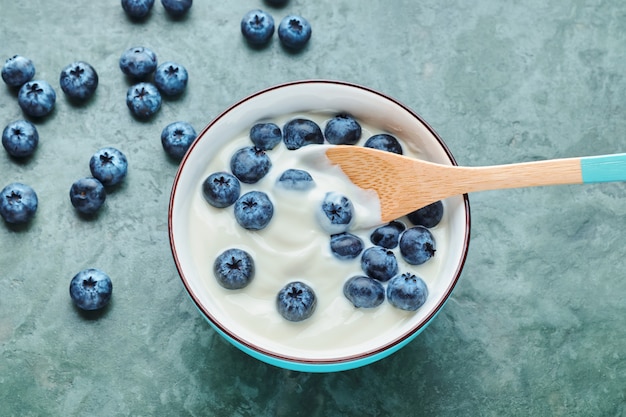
xmin=168 ymin=79 xmax=471 ymax=365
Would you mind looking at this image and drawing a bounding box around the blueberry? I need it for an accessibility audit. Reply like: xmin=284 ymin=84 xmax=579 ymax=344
xmin=202 ymin=172 xmax=240 ymax=208
xmin=360 ymin=246 xmax=398 ymax=282
xmin=0 ymin=182 xmax=38 ymax=224
xmin=2 ymin=55 xmax=35 ymax=88
xmin=121 ymin=0 xmax=155 ymax=19
xmin=324 ymin=114 xmax=362 ymax=145
xmin=316 ymin=191 xmax=353 ymax=234
xmin=2 ymin=120 xmax=39 ymax=158
xmin=407 ymin=200 xmax=444 ymax=228
xmin=230 ymin=146 xmax=272 ymax=184
xmin=264 ymin=0 xmax=288 ymax=5
xmin=399 ymin=226 xmax=436 ymax=265
xmin=89 ymin=147 xmax=128 ymax=187
xmin=154 ymin=61 xmax=188 ymax=97
xmin=161 ymin=121 xmax=196 ymax=160
xmin=250 ymin=122 xmax=282 ymax=150
xmin=277 ymin=15 xmax=312 ymax=50
xmin=386 ymin=272 xmax=429 ymax=311
xmin=276 ymin=169 xmax=314 ymax=191
xmin=276 ymin=281 xmax=317 ymax=322
xmin=329 ymin=232 xmax=364 ymax=260
xmin=343 ymin=276 xmax=385 ymax=308
xmin=234 ymin=191 xmax=274 ymax=230
xmin=241 ymin=9 xmax=275 ymax=46
xmin=213 ymin=248 xmax=255 ymax=290
xmin=282 ymin=118 xmax=323 ymax=150
xmin=69 ymin=177 xmax=106 ymax=214
xmin=69 ymin=268 xmax=113 ymax=311
xmin=126 ymin=82 xmax=162 ymax=119
xmin=59 ymin=61 xmax=98 ymax=101
xmin=364 ymin=133 xmax=403 ymax=154
xmin=161 ymin=0 xmax=192 ymax=17
xmin=370 ymin=220 xmax=406 ymax=249
xmin=17 ymin=80 xmax=56 ymax=117
xmin=119 ymin=46 xmax=157 ymax=79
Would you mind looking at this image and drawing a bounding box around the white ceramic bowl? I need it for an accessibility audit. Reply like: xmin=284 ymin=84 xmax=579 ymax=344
xmin=168 ymin=80 xmax=471 ymax=372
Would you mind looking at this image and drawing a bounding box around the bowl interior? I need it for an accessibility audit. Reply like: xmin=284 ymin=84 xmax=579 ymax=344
xmin=169 ymin=80 xmax=470 ymax=364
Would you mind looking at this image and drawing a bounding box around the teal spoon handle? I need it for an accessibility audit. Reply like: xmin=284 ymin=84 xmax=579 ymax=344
xmin=580 ymin=154 xmax=626 ymax=183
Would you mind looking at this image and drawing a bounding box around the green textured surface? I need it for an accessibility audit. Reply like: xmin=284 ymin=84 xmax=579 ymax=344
xmin=1 ymin=1 xmax=625 ymax=415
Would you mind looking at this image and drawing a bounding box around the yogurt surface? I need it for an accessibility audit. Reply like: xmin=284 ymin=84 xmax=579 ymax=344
xmin=185 ymin=112 xmax=451 ymax=360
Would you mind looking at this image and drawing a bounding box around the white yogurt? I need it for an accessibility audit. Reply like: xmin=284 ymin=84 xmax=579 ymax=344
xmin=186 ymin=112 xmax=451 ymax=359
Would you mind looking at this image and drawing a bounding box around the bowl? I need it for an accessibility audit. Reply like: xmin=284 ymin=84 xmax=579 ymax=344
xmin=168 ymin=80 xmax=471 ymax=372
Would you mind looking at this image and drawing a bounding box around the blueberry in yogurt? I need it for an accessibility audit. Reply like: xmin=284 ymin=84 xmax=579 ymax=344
xmin=17 ymin=80 xmax=56 ymax=117
xmin=329 ymin=232 xmax=364 ymax=260
xmin=370 ymin=220 xmax=406 ymax=249
xmin=276 ymin=281 xmax=317 ymax=322
xmin=234 ymin=191 xmax=273 ymax=230
xmin=202 ymin=172 xmax=240 ymax=208
xmin=386 ymin=272 xmax=429 ymax=311
xmin=399 ymin=226 xmax=436 ymax=265
xmin=282 ymin=118 xmax=323 ymax=150
xmin=276 ymin=169 xmax=314 ymax=191
xmin=343 ymin=275 xmax=385 ymax=309
xmin=230 ymin=146 xmax=272 ymax=184
xmin=324 ymin=114 xmax=362 ymax=145
xmin=89 ymin=147 xmax=128 ymax=187
xmin=364 ymin=133 xmax=403 ymax=154
xmin=407 ymin=200 xmax=444 ymax=228
xmin=250 ymin=122 xmax=282 ymax=150
xmin=213 ymin=248 xmax=255 ymax=290
xmin=0 ymin=182 xmax=38 ymax=224
xmin=316 ymin=191 xmax=354 ymax=234
xmin=361 ymin=246 xmax=398 ymax=282
xmin=2 ymin=120 xmax=39 ymax=158
xmin=2 ymin=55 xmax=35 ymax=88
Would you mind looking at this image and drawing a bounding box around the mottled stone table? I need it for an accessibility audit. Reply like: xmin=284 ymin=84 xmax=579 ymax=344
xmin=1 ymin=1 xmax=625 ymax=415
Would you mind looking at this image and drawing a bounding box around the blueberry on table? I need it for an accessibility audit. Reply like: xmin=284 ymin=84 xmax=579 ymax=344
xmin=2 ymin=55 xmax=35 ymax=88
xmin=399 ymin=226 xmax=436 ymax=265
xmin=241 ymin=9 xmax=275 ymax=46
xmin=161 ymin=121 xmax=196 ymax=160
xmin=324 ymin=114 xmax=362 ymax=145
xmin=161 ymin=0 xmax=192 ymax=17
xmin=2 ymin=120 xmax=39 ymax=158
xmin=278 ymin=15 xmax=312 ymax=50
xmin=386 ymin=272 xmax=429 ymax=311
xmin=282 ymin=118 xmax=323 ymax=150
xmin=119 ymin=46 xmax=157 ymax=79
xmin=17 ymin=80 xmax=56 ymax=117
xmin=126 ymin=82 xmax=162 ymax=119
xmin=230 ymin=146 xmax=272 ymax=184
xmin=360 ymin=246 xmax=398 ymax=282
xmin=213 ymin=248 xmax=255 ymax=290
xmin=59 ymin=61 xmax=98 ymax=101
xmin=329 ymin=232 xmax=364 ymax=260
xmin=316 ymin=191 xmax=354 ymax=234
xmin=234 ymin=191 xmax=274 ymax=230
xmin=276 ymin=169 xmax=314 ymax=191
xmin=407 ymin=200 xmax=444 ymax=228
xmin=202 ymin=172 xmax=240 ymax=208
xmin=154 ymin=61 xmax=188 ymax=97
xmin=276 ymin=281 xmax=317 ymax=322
xmin=69 ymin=268 xmax=113 ymax=311
xmin=343 ymin=275 xmax=385 ymax=309
xmin=250 ymin=122 xmax=282 ymax=150
xmin=364 ymin=133 xmax=403 ymax=154
xmin=370 ymin=220 xmax=406 ymax=249
xmin=69 ymin=177 xmax=106 ymax=215
xmin=89 ymin=147 xmax=128 ymax=187
xmin=0 ymin=182 xmax=38 ymax=224
xmin=121 ymin=0 xmax=155 ymax=19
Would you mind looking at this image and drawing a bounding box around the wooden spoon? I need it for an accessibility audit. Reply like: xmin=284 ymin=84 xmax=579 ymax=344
xmin=325 ymin=145 xmax=626 ymax=223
